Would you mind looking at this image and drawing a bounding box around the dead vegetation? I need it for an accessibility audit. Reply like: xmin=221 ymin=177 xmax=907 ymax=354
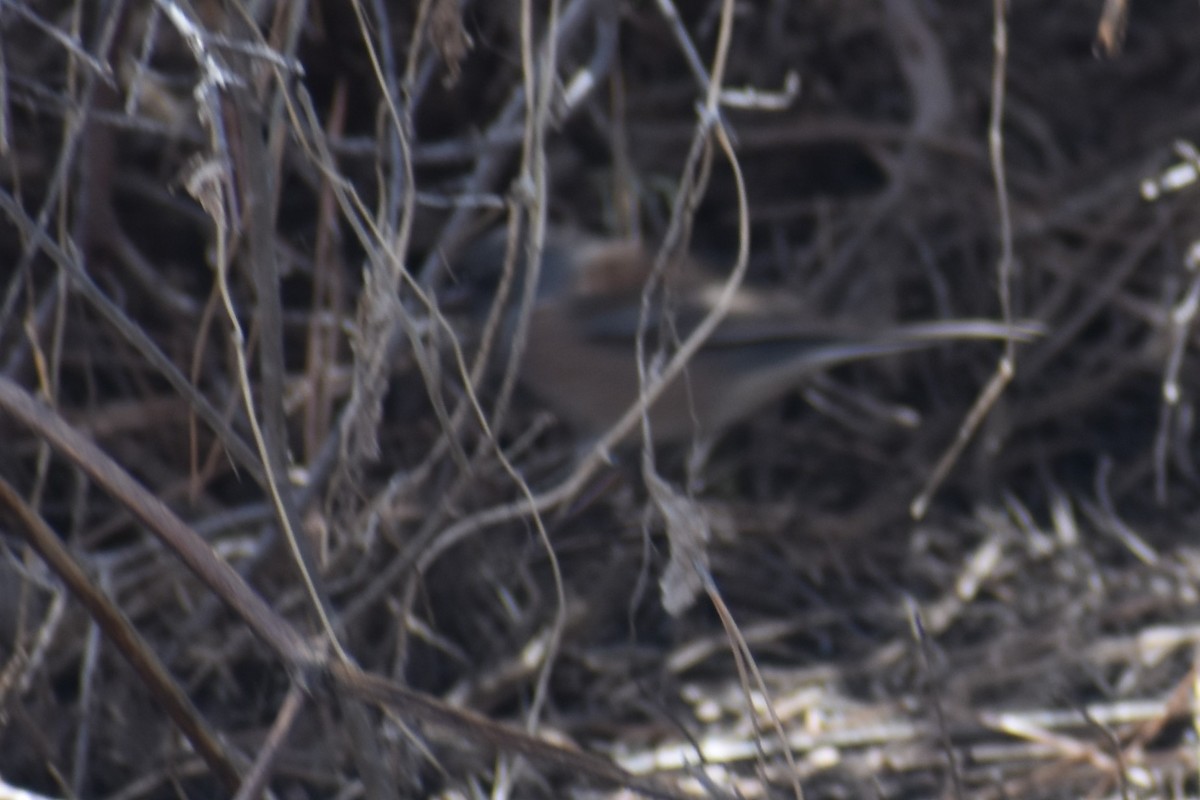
xmin=3 ymin=0 xmax=1200 ymax=798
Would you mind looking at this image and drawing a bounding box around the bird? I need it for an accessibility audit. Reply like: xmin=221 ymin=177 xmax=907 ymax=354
xmin=451 ymin=227 xmax=1038 ymax=446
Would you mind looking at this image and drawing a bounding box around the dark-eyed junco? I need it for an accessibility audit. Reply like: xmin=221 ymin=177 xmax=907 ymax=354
xmin=454 ymin=228 xmax=1037 ymax=445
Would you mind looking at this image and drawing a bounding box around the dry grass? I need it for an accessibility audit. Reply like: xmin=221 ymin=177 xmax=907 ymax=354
xmin=3 ymin=0 xmax=1200 ymax=798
